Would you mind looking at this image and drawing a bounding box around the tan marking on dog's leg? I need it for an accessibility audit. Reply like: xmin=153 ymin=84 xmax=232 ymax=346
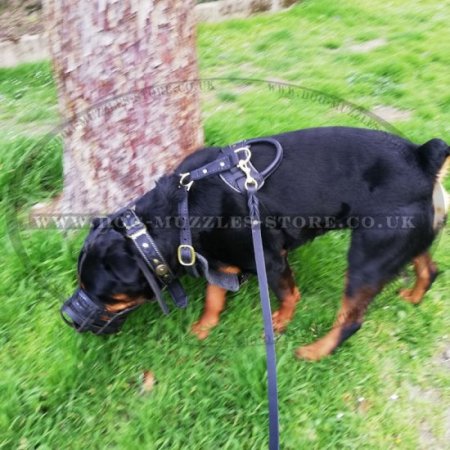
xmin=400 ymin=252 xmax=437 ymax=304
xmin=191 ymin=284 xmax=227 ymax=340
xmin=191 ymin=266 xmax=240 ymax=339
xmin=272 ymin=287 xmax=301 ymax=333
xmin=219 ymin=265 xmax=241 ymax=275
xmin=272 ymin=258 xmax=301 ymax=332
xmin=296 ymin=325 xmax=344 ymax=361
xmin=271 ymin=255 xmax=300 ymax=332
xmin=296 ymin=287 xmax=376 ymax=361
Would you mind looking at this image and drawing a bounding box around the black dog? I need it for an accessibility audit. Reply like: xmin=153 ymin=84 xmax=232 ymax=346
xmin=64 ymin=127 xmax=449 ymax=360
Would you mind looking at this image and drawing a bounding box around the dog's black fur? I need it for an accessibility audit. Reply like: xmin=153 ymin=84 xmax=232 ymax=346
xmin=77 ymin=127 xmax=449 ymax=358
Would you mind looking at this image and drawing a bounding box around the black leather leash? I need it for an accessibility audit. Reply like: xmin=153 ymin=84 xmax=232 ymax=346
xmin=177 ymin=138 xmax=283 ymax=450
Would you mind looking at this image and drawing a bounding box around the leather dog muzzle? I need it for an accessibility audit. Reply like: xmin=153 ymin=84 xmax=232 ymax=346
xmin=61 ymin=288 xmax=140 ymax=335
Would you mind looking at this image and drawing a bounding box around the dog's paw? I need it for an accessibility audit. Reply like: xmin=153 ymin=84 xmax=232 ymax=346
xmin=399 ymin=288 xmax=422 ymax=304
xmin=272 ymin=310 xmax=289 ymax=333
xmin=191 ymin=321 xmax=215 ymax=340
xmin=295 ymin=343 xmax=329 ymax=361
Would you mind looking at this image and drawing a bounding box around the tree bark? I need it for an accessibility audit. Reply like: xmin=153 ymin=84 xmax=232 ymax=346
xmin=44 ymin=0 xmax=203 ymax=214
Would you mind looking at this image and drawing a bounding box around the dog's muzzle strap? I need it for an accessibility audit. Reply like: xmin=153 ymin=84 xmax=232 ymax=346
xmin=135 ymin=258 xmax=169 ymax=315
xmin=61 ymin=288 xmax=139 ymax=335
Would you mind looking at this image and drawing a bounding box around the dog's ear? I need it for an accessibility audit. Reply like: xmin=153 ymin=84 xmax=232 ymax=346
xmin=91 ymin=217 xmax=101 ymax=229
xmin=91 ymin=216 xmax=107 ymax=230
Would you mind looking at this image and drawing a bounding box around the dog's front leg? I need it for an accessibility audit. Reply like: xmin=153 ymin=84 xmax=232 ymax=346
xmin=191 ymin=266 xmax=240 ymax=340
xmin=191 ymin=283 xmax=227 ymax=340
xmin=270 ymin=257 xmax=301 ymax=333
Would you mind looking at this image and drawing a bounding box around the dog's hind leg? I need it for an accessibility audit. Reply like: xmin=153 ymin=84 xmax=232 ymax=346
xmin=295 ymin=284 xmax=380 ymax=361
xmin=399 ymin=252 xmax=438 ymax=304
xmin=296 ymin=228 xmax=421 ymax=361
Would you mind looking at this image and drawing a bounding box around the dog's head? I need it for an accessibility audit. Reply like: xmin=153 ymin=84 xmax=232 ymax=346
xmin=61 ymin=220 xmax=151 ymax=335
xmin=61 ymin=177 xmax=187 ymax=335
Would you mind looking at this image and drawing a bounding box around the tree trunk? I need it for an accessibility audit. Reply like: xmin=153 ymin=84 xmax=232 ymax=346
xmin=44 ymin=0 xmax=203 ymax=214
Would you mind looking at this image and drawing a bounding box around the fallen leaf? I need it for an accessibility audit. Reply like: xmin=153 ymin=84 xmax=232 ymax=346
xmin=141 ymin=371 xmax=156 ymax=393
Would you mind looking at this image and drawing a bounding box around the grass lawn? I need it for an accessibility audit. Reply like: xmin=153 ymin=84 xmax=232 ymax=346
xmin=1 ymin=0 xmax=449 ymax=448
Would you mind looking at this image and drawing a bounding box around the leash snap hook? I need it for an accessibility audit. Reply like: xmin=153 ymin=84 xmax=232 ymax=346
xmin=245 ymin=178 xmax=259 ymax=190
xmin=237 ymin=158 xmax=259 ymax=191
xmin=234 ymin=146 xmax=251 ymax=164
xmin=179 ymin=172 xmax=194 ymax=191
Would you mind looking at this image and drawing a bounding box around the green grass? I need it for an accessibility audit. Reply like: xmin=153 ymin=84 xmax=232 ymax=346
xmin=1 ymin=0 xmax=450 ymax=448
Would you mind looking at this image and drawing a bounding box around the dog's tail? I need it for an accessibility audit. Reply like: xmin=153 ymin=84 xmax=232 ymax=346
xmin=416 ymin=138 xmax=450 ymax=181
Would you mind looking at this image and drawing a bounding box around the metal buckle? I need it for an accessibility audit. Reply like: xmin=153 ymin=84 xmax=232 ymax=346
xmin=121 ymin=210 xmax=141 ymax=230
xmin=179 ymin=173 xmax=194 ymax=191
xmin=129 ymin=227 xmax=148 ymax=240
xmin=177 ymin=244 xmax=196 ymax=266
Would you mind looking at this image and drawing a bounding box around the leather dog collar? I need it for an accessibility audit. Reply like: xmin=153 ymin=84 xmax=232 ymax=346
xmin=119 ymin=208 xmax=188 ymax=312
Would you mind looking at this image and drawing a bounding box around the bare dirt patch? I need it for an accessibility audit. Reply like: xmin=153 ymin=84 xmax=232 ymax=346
xmin=349 ymin=38 xmax=387 ymax=53
xmin=371 ymin=105 xmax=412 ymax=122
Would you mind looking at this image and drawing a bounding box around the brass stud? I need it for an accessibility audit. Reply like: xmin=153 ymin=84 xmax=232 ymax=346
xmin=155 ymin=264 xmax=169 ymax=276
